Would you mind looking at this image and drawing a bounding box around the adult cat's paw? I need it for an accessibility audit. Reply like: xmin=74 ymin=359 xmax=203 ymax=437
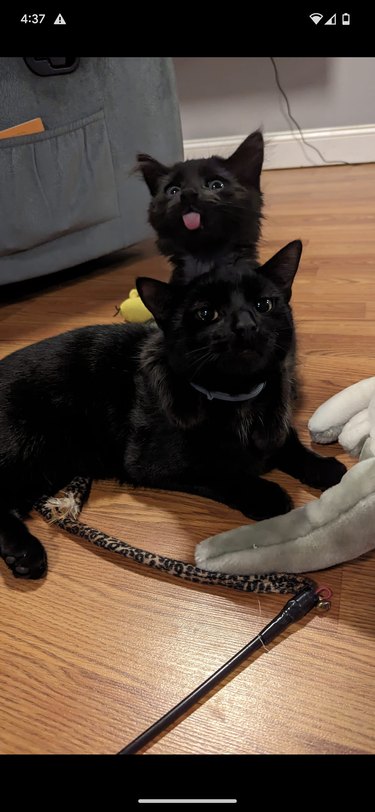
xmin=1 ymin=534 xmax=47 ymax=579
xmin=242 ymin=481 xmax=293 ymax=520
xmin=302 ymin=456 xmax=347 ymax=492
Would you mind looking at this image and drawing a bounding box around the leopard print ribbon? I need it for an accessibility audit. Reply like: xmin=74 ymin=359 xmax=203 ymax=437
xmin=34 ymin=476 xmax=316 ymax=595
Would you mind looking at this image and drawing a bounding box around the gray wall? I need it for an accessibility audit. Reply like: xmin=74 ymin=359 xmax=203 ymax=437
xmin=173 ymin=57 xmax=375 ymax=139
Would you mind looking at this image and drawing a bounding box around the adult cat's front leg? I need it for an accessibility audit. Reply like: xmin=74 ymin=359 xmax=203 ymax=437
xmin=219 ymin=474 xmax=293 ymax=520
xmin=275 ymin=427 xmax=346 ymax=490
xmin=146 ymin=474 xmax=293 ymax=521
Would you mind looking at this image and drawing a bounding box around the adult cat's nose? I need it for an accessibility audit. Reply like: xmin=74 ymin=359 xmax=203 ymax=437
xmin=181 ymin=189 xmax=199 ymax=206
xmin=235 ymin=311 xmax=258 ymax=335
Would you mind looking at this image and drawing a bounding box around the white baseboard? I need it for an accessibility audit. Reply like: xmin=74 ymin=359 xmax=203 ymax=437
xmin=183 ymin=125 xmax=375 ymax=169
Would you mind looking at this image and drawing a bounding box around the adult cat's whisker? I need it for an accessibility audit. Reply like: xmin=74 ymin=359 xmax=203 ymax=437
xmin=190 ymin=352 xmax=218 ymax=375
xmin=186 ymin=343 xmax=224 ymax=357
xmin=186 ymin=345 xmax=213 ymax=357
xmin=188 ymin=351 xmax=215 ymax=371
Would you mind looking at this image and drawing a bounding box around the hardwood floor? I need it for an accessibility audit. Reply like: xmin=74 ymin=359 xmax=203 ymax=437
xmin=0 ymin=164 xmax=374 ymax=755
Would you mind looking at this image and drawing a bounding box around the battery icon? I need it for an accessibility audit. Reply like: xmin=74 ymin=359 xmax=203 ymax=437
xmin=342 ymin=12 xmax=350 ymax=24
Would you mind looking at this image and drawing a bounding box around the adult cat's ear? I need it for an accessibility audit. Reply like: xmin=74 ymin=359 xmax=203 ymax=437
xmin=136 ymin=277 xmax=174 ymax=326
xmin=225 ymin=131 xmax=264 ymax=191
xmin=136 ymin=153 xmax=169 ymax=196
xmin=260 ymin=241 xmax=302 ymax=301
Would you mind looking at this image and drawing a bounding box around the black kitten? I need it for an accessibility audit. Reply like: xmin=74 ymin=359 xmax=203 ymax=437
xmin=137 ymin=131 xmax=264 ymax=280
xmin=0 ymin=241 xmax=345 ymax=580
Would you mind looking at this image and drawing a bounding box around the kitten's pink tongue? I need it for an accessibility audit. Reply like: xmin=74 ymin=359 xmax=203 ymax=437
xmin=182 ymin=212 xmax=201 ymax=230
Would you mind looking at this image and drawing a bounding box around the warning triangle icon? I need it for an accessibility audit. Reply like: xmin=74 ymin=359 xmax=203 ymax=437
xmin=324 ymin=13 xmax=336 ymax=24
xmin=54 ymin=13 xmax=66 ymax=24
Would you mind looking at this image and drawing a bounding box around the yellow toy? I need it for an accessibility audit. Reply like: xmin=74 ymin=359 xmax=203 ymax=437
xmin=119 ymin=289 xmax=152 ymax=323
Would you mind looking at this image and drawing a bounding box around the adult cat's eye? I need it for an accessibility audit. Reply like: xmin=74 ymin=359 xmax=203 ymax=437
xmin=255 ymin=298 xmax=273 ymax=313
xmin=196 ymin=307 xmax=220 ymax=323
xmin=206 ymin=179 xmax=224 ymax=191
xmin=165 ymin=184 xmax=181 ymax=197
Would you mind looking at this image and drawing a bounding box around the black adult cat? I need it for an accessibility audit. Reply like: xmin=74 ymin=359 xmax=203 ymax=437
xmin=0 ymin=241 xmax=345 ymax=580
xmin=137 ymin=131 xmax=264 ymax=280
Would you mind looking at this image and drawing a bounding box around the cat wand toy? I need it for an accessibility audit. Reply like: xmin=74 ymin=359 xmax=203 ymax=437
xmin=35 ymin=476 xmax=331 ymax=755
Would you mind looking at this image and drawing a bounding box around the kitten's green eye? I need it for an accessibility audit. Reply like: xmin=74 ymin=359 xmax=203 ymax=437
xmin=255 ymin=298 xmax=273 ymax=313
xmin=196 ymin=307 xmax=219 ymax=323
xmin=207 ymin=179 xmax=224 ymax=191
xmin=165 ymin=185 xmax=181 ymax=197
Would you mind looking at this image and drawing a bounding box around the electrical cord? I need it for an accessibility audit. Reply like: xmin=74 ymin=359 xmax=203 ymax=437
xmin=117 ymin=584 xmax=326 ymax=755
xmin=269 ymin=56 xmax=350 ymax=166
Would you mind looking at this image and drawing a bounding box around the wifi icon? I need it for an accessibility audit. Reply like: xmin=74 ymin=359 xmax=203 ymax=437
xmin=309 ymin=12 xmax=323 ymax=24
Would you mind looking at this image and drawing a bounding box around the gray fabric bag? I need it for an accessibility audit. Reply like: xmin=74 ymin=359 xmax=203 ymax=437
xmin=0 ymin=57 xmax=183 ymax=285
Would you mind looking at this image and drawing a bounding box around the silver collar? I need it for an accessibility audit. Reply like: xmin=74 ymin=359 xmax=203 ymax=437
xmin=190 ymin=381 xmax=266 ymax=402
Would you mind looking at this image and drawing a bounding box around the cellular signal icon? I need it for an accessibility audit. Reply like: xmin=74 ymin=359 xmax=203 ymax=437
xmin=324 ymin=12 xmax=337 ymax=24
xmin=309 ymin=12 xmax=323 ymax=24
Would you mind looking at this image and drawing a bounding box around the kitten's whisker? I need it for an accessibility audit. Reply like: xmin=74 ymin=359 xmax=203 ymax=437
xmin=275 ymin=327 xmax=293 ymax=333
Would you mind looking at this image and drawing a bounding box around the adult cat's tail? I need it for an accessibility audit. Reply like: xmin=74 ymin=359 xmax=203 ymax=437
xmin=0 ymin=508 xmax=47 ymax=579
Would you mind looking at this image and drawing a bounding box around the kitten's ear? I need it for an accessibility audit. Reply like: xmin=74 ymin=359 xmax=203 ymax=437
xmin=260 ymin=241 xmax=302 ymax=301
xmin=136 ymin=153 xmax=170 ymax=196
xmin=225 ymin=130 xmax=264 ymax=191
xmin=136 ymin=277 xmax=174 ymax=325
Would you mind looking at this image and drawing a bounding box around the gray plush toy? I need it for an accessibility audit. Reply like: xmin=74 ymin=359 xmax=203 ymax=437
xmin=196 ymin=378 xmax=375 ymax=575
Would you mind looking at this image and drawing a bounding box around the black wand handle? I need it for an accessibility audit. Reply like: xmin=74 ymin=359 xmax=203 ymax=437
xmin=117 ymin=586 xmax=320 ymax=755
